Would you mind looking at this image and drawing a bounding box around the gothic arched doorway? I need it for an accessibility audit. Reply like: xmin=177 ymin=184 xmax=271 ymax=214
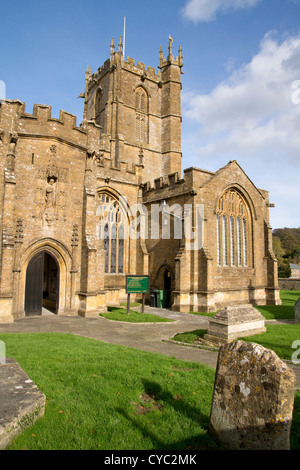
xmin=25 ymin=251 xmax=60 ymax=316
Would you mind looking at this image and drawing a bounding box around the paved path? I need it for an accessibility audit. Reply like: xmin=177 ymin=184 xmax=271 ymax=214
xmin=0 ymin=307 xmax=299 ymax=389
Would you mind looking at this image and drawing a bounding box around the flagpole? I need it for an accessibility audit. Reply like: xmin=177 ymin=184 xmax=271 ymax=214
xmin=123 ymin=16 xmax=126 ymax=58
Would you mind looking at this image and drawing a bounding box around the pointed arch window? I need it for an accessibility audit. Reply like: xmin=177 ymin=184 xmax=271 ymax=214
xmin=135 ymin=87 xmax=148 ymax=143
xmin=230 ymin=215 xmax=235 ymax=266
xmin=237 ymin=217 xmax=242 ymax=266
xmin=243 ymin=218 xmax=248 ymax=266
xmin=95 ymin=88 xmax=103 ymax=118
xmin=97 ymin=193 xmax=126 ymax=273
xmin=216 ymin=189 xmax=252 ymax=268
xmin=217 ymin=214 xmax=221 ymax=266
xmin=222 ymin=215 xmax=228 ymax=266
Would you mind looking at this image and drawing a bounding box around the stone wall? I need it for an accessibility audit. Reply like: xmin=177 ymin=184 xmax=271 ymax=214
xmin=279 ymin=278 xmax=300 ymax=290
xmin=0 ymin=37 xmax=279 ymax=321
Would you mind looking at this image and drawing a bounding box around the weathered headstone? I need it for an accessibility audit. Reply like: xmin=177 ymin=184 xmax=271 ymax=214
xmin=294 ymin=297 xmax=300 ymax=324
xmin=204 ymin=304 xmax=266 ymax=345
xmin=209 ymin=340 xmax=296 ymax=450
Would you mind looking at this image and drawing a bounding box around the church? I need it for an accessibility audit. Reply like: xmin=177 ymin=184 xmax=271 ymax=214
xmin=0 ymin=37 xmax=281 ymax=323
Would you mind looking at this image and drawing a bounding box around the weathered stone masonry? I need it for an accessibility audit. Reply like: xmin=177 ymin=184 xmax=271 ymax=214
xmin=0 ymin=37 xmax=280 ymax=322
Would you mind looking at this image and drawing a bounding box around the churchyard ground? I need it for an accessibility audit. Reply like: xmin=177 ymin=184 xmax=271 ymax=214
xmin=0 ymin=290 xmax=299 ymax=450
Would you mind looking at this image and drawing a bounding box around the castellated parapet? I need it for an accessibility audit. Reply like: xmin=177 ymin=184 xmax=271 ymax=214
xmin=0 ymin=100 xmax=145 ymax=182
xmin=0 ymin=100 xmax=89 ymax=151
xmin=90 ymin=55 xmax=162 ymax=86
xmin=83 ymin=36 xmax=183 ymax=182
xmin=0 ymin=36 xmax=280 ymax=324
xmin=142 ymin=167 xmax=215 ymax=203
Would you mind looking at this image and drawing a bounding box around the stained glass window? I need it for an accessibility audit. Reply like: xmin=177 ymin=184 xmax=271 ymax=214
xmin=216 ymin=189 xmax=251 ymax=268
xmin=97 ymin=194 xmax=126 ymax=273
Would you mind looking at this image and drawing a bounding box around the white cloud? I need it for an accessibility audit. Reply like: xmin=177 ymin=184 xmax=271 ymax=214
xmin=0 ymin=80 xmax=5 ymax=102
xmin=182 ymin=0 xmax=263 ymax=22
xmin=183 ymin=33 xmax=300 ymax=162
xmin=182 ymin=32 xmax=300 ymax=227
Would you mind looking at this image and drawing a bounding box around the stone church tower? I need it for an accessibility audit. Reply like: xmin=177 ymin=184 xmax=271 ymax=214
xmin=84 ymin=36 xmax=183 ymax=179
xmin=0 ymin=37 xmax=280 ymax=323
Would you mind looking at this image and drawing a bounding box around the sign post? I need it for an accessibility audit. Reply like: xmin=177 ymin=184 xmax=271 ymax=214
xmin=126 ymin=275 xmax=149 ymax=314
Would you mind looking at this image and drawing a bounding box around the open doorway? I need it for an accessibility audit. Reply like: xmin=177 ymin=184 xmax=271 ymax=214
xmin=154 ymin=265 xmax=172 ymax=308
xmin=43 ymin=252 xmax=59 ymax=314
xmin=25 ymin=251 xmax=59 ymax=316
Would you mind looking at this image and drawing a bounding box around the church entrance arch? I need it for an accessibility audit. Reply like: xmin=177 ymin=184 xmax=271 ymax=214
xmin=25 ymin=251 xmax=60 ymax=316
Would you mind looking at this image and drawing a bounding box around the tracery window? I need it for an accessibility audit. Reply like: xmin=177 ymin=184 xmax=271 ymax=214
xmin=97 ymin=193 xmax=126 ymax=273
xmin=135 ymin=87 xmax=148 ymax=143
xmin=95 ymin=88 xmax=103 ymax=118
xmin=216 ymin=189 xmax=252 ymax=267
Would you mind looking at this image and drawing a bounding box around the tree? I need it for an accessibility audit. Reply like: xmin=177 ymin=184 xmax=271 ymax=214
xmin=291 ymin=246 xmax=300 ymax=264
xmin=272 ymin=236 xmax=286 ymax=260
xmin=278 ymin=260 xmax=291 ymax=278
xmin=273 ymin=228 xmax=300 ymax=277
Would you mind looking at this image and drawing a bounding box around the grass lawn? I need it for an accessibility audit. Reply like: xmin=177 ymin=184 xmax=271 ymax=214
xmin=1 ymin=290 xmax=300 ymax=450
xmin=0 ymin=333 xmax=218 ymax=450
xmin=255 ymin=290 xmax=300 ymax=320
xmin=100 ymin=306 xmax=173 ymax=323
xmin=171 ymin=324 xmax=300 ymax=362
xmin=172 ymin=290 xmax=300 ymax=361
xmin=171 ymin=330 xmax=208 ymax=345
xmin=241 ymin=324 xmax=300 ymax=361
xmin=189 ymin=290 xmax=300 ymax=320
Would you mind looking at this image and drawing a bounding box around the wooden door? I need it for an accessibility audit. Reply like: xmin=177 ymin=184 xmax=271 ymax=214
xmin=25 ymin=252 xmax=44 ymax=316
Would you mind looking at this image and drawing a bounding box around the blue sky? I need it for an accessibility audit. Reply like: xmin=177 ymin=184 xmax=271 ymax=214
xmin=1 ymin=0 xmax=300 ymax=229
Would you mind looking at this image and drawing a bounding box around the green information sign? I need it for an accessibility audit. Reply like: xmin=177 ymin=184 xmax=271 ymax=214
xmin=126 ymin=275 xmax=149 ymax=294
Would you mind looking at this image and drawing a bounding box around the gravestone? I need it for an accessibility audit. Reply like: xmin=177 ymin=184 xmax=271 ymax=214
xmin=0 ymin=359 xmax=45 ymax=449
xmin=209 ymin=340 xmax=296 ymax=450
xmin=294 ymin=297 xmax=300 ymax=324
xmin=204 ymin=304 xmax=266 ymax=346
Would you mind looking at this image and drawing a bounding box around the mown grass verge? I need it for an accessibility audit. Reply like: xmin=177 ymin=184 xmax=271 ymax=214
xmin=0 ymin=332 xmax=218 ymax=450
xmin=99 ymin=306 xmax=172 ymax=323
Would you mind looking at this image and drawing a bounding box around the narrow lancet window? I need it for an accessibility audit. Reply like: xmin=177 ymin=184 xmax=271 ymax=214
xmin=222 ymin=215 xmax=227 ymax=266
xmin=217 ymin=214 xmax=221 ymax=266
xmin=135 ymin=87 xmax=148 ymax=143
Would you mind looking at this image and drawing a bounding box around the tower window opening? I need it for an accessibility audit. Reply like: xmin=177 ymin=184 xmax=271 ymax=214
xmin=135 ymin=87 xmax=148 ymax=143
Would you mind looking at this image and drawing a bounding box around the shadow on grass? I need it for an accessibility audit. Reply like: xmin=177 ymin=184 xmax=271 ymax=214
xmin=116 ymin=379 xmax=220 ymax=450
xmin=172 ymin=330 xmax=207 ymax=344
xmin=255 ymin=305 xmax=294 ymax=320
xmin=117 ymin=381 xmax=300 ymax=450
